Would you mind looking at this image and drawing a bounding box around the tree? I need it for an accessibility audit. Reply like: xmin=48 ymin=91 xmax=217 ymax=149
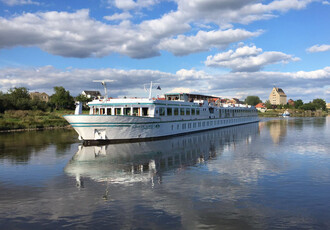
xmin=75 ymin=94 xmax=92 ymax=109
xmin=49 ymin=86 xmax=74 ymax=110
xmin=300 ymin=102 xmax=317 ymax=111
xmin=244 ymin=96 xmax=262 ymax=106
xmin=0 ymin=91 xmax=5 ymax=113
xmin=294 ymin=99 xmax=303 ymax=109
xmin=312 ymin=98 xmax=326 ymax=111
xmin=7 ymin=87 xmax=32 ymax=110
xmin=265 ymin=100 xmax=273 ymax=109
xmin=75 ymin=94 xmax=92 ymax=103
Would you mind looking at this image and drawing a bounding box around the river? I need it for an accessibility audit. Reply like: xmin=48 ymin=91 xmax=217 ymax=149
xmin=0 ymin=117 xmax=329 ymax=229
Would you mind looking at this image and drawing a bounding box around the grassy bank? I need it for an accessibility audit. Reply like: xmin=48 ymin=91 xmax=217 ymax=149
xmin=0 ymin=110 xmax=75 ymax=131
xmin=258 ymin=109 xmax=328 ymax=117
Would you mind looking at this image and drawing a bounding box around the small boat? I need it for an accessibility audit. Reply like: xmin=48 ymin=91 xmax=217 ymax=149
xmin=282 ymin=110 xmax=290 ymax=117
xmin=64 ymin=81 xmax=259 ymax=143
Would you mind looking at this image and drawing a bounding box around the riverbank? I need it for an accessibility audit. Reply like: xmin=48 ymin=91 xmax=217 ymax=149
xmin=0 ymin=110 xmax=75 ymax=132
xmin=258 ymin=109 xmax=328 ymax=117
xmin=1 ymin=109 xmax=328 ymax=132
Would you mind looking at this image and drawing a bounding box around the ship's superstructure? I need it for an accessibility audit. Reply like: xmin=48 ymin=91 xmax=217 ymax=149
xmin=64 ymin=83 xmax=259 ymax=143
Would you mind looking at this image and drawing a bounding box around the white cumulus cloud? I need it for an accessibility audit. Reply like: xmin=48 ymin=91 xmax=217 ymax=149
xmin=0 ymin=0 xmax=39 ymax=6
xmin=205 ymin=45 xmax=300 ymax=72
xmin=306 ymin=44 xmax=330 ymax=53
xmin=109 ymin=0 xmax=158 ymax=11
xmin=104 ymin=12 xmax=132 ymax=21
xmin=159 ymin=29 xmax=262 ymax=56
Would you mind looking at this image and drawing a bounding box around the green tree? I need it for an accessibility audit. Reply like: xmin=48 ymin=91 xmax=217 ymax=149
xmin=300 ymin=102 xmax=316 ymax=111
xmin=294 ymin=99 xmax=303 ymax=109
xmin=75 ymin=94 xmax=92 ymax=110
xmin=75 ymin=94 xmax=89 ymax=102
xmin=283 ymin=104 xmax=290 ymax=109
xmin=7 ymin=87 xmax=32 ymax=110
xmin=30 ymin=98 xmax=48 ymax=111
xmin=49 ymin=86 xmax=74 ymax=110
xmin=265 ymin=100 xmax=272 ymax=109
xmin=244 ymin=96 xmax=262 ymax=106
xmin=312 ymin=98 xmax=326 ymax=111
xmin=0 ymin=91 xmax=5 ymax=113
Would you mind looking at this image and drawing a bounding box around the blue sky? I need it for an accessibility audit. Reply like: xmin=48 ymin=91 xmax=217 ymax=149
xmin=0 ymin=0 xmax=329 ymax=102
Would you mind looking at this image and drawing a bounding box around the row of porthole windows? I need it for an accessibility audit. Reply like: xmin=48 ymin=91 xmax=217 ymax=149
xmin=157 ymin=107 xmax=200 ymax=116
xmin=170 ymin=118 xmax=250 ymax=130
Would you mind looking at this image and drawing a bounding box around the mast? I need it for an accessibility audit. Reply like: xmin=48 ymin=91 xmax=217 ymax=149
xmin=93 ymin=80 xmax=114 ymax=99
xmin=149 ymin=81 xmax=153 ymax=99
xmin=144 ymin=81 xmax=160 ymax=100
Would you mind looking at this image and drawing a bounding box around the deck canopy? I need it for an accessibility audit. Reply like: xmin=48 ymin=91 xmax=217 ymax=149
xmin=165 ymin=93 xmax=220 ymax=102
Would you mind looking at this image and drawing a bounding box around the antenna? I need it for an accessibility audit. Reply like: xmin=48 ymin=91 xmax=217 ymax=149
xmin=93 ymin=80 xmax=114 ymax=99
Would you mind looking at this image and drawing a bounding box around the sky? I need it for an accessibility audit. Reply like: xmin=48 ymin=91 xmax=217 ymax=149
xmin=0 ymin=0 xmax=329 ymax=102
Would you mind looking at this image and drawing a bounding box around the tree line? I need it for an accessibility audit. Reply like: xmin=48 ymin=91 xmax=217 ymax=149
xmin=244 ymin=96 xmax=327 ymax=111
xmin=0 ymin=87 xmax=90 ymax=113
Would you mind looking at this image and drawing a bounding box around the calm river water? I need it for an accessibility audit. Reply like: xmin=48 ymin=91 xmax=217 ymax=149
xmin=0 ymin=117 xmax=329 ymax=229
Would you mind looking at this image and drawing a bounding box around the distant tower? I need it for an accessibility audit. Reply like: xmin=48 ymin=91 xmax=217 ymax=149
xmin=269 ymin=87 xmax=287 ymax=105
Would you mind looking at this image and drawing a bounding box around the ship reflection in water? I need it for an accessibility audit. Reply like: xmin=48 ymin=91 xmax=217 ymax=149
xmin=65 ymin=123 xmax=259 ymax=191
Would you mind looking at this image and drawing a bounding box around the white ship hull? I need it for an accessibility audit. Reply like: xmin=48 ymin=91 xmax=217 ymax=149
xmin=64 ymin=114 xmax=259 ymax=143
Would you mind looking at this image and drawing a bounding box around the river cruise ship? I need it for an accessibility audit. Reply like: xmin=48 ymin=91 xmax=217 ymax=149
xmin=64 ymin=85 xmax=259 ymax=143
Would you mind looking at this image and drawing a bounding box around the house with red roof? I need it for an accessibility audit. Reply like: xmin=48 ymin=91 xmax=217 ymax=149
xmin=255 ymin=103 xmax=267 ymax=112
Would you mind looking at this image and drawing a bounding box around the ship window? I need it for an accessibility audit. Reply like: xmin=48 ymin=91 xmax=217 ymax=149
xmin=193 ymin=123 xmax=196 ymax=128
xmin=107 ymin=108 xmax=111 ymax=115
xmin=198 ymin=122 xmax=201 ymax=127
xmin=202 ymin=122 xmax=205 ymax=127
xmin=177 ymin=124 xmax=179 ymax=129
xmin=115 ymin=108 xmax=122 ymax=115
xmin=159 ymin=107 xmax=165 ymax=116
xmin=186 ymin=108 xmax=190 ymax=115
xmin=133 ymin=108 xmax=139 ymax=116
xmin=100 ymin=108 xmax=105 ymax=115
xmin=167 ymin=107 xmax=172 ymax=116
xmin=196 ymin=109 xmax=200 ymax=115
xmin=188 ymin=123 xmax=191 ymax=129
xmin=191 ymin=108 xmax=195 ymax=115
xmin=209 ymin=108 xmax=214 ymax=113
xmin=124 ymin=108 xmax=131 ymax=116
xmin=142 ymin=107 xmax=148 ymax=116
xmin=174 ymin=108 xmax=179 ymax=115
xmin=180 ymin=108 xmax=185 ymax=116
xmin=207 ymin=121 xmax=209 ymax=126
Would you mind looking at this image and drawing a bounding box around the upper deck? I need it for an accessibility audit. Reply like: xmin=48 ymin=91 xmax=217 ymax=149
xmin=87 ymin=93 xmax=257 ymax=121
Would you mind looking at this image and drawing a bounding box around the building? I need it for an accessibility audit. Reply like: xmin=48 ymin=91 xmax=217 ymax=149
xmin=30 ymin=92 xmax=49 ymax=102
xmin=288 ymin=99 xmax=295 ymax=107
xmin=82 ymin=90 xmax=101 ymax=99
xmin=269 ymin=87 xmax=287 ymax=105
xmin=255 ymin=103 xmax=267 ymax=112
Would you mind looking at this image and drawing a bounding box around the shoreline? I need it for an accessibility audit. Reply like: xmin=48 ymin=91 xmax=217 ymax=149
xmin=0 ymin=125 xmax=72 ymax=133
